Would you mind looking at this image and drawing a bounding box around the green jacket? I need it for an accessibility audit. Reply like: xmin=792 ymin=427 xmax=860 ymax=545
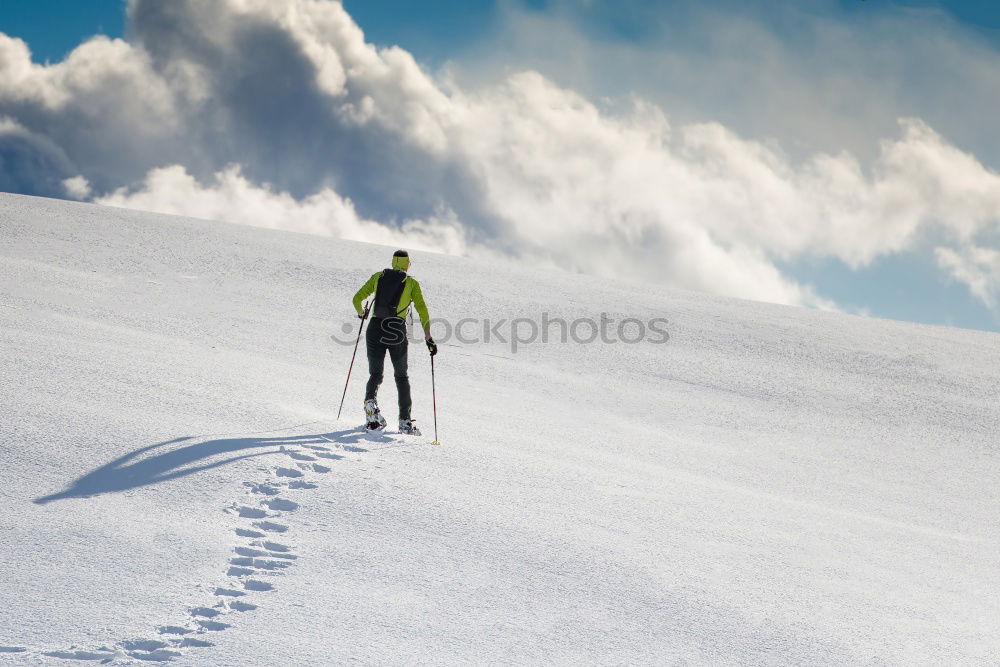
xmin=353 ymin=271 xmax=430 ymax=327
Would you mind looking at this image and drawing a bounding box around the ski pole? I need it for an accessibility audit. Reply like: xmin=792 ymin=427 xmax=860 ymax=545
xmin=430 ymin=352 xmax=440 ymax=446
xmin=337 ymin=301 xmax=369 ymax=420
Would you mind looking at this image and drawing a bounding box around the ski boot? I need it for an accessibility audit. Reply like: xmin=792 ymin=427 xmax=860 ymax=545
xmin=398 ymin=418 xmax=421 ymax=436
xmin=364 ymin=399 xmax=387 ymax=431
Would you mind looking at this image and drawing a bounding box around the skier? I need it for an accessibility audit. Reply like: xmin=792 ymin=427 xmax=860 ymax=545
xmin=352 ymin=249 xmax=437 ymax=434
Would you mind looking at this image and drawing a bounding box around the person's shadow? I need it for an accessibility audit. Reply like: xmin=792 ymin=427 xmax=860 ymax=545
xmin=34 ymin=426 xmax=391 ymax=505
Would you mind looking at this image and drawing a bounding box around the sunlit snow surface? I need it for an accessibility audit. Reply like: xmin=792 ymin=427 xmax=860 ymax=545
xmin=1 ymin=193 xmax=998 ymax=665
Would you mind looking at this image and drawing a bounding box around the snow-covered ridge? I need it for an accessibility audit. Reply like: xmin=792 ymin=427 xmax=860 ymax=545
xmin=1 ymin=193 xmax=998 ymax=664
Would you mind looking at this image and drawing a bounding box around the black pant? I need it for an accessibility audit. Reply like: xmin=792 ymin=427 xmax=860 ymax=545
xmin=365 ymin=317 xmax=411 ymax=420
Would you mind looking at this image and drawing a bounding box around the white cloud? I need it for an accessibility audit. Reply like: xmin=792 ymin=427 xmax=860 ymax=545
xmin=97 ymin=164 xmax=468 ymax=255
xmin=3 ymin=0 xmax=1000 ymax=313
xmin=0 ymin=116 xmax=77 ymax=196
xmin=935 ymin=245 xmax=1000 ymax=309
xmin=458 ymin=0 xmax=1000 ymax=169
xmin=62 ymin=175 xmax=91 ymax=200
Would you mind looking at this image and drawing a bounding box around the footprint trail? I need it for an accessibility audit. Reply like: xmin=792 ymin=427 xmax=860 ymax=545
xmin=11 ymin=425 xmax=402 ymax=663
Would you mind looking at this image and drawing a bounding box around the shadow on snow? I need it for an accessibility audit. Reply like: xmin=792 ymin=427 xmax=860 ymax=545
xmin=34 ymin=425 xmax=388 ymax=504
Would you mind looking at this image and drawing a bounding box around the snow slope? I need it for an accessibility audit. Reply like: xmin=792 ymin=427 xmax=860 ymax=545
xmin=1 ymin=192 xmax=998 ymax=665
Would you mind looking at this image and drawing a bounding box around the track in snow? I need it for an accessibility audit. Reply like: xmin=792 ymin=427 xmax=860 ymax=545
xmin=16 ymin=424 xmax=428 ymax=663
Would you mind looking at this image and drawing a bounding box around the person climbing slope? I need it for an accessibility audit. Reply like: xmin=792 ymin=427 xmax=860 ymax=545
xmin=352 ymin=249 xmax=437 ymax=434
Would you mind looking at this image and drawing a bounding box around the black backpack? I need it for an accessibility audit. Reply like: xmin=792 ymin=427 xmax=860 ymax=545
xmin=372 ymin=269 xmax=408 ymax=319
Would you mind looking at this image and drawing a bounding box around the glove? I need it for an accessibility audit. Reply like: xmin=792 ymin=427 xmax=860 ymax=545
xmin=357 ymin=311 xmax=366 ymax=320
xmin=426 ymin=338 xmax=438 ymax=356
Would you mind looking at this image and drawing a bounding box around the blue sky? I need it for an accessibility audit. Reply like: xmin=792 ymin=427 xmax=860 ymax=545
xmin=7 ymin=0 xmax=1000 ymax=64
xmin=2 ymin=0 xmax=1000 ymax=332
xmin=0 ymin=0 xmax=125 ymax=63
